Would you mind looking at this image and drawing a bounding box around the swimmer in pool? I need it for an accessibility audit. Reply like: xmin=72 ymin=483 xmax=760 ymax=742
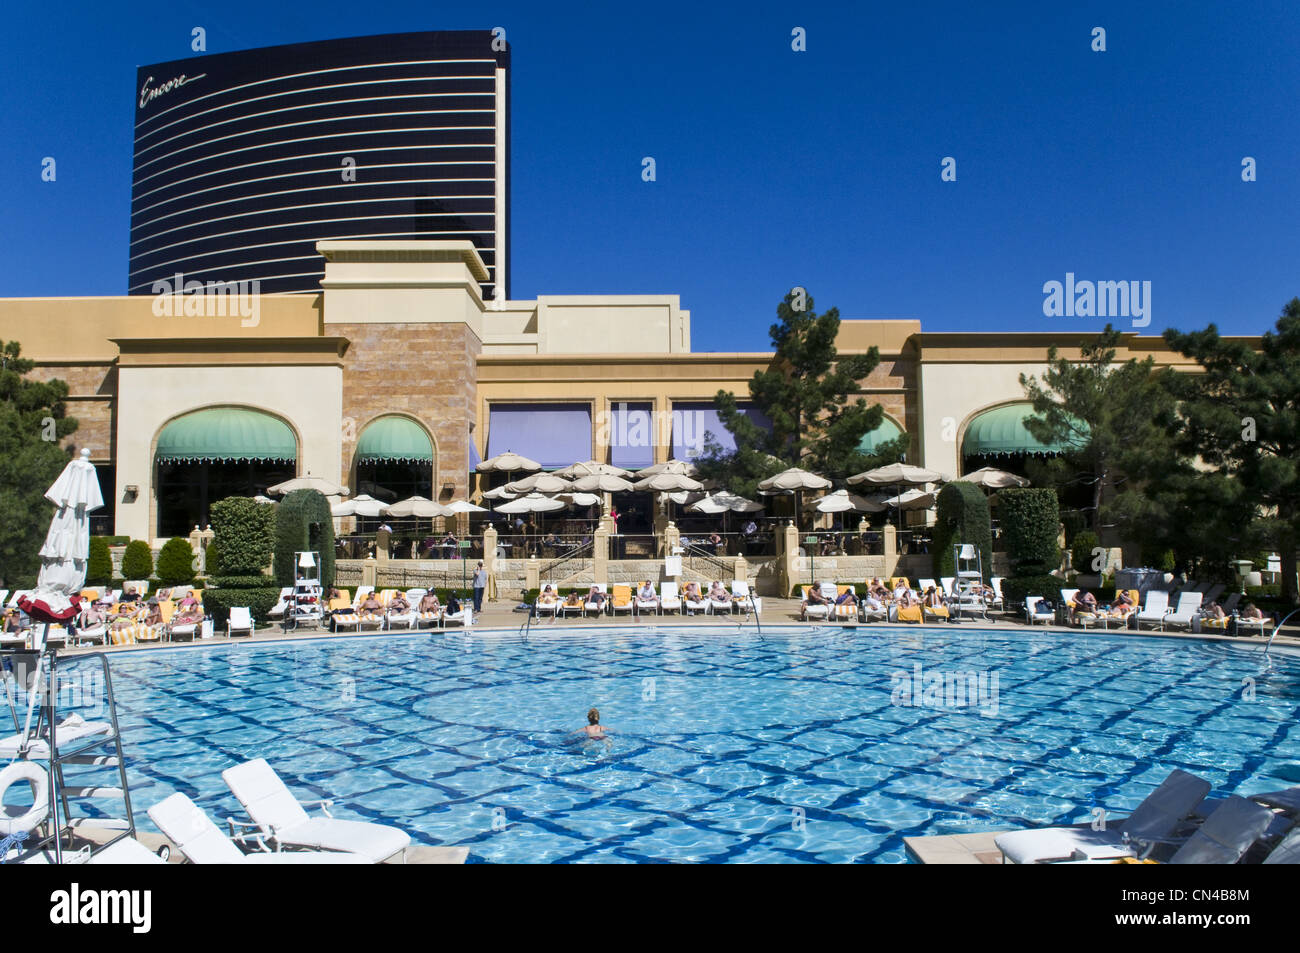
xmin=579 ymin=707 xmax=612 ymax=740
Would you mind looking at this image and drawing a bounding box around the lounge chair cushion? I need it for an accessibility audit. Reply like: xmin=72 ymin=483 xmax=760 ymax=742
xmin=268 ymin=816 xmax=410 ymax=862
xmin=1169 ymin=796 xmax=1274 ymax=864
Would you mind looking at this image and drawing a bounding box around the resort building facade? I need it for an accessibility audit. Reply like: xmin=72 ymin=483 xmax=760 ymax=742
xmin=0 ymin=238 xmax=1225 ymax=549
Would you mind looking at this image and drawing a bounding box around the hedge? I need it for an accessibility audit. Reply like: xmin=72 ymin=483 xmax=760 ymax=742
xmin=201 ymin=586 xmax=282 ymax=628
xmin=1001 ymin=574 xmax=1068 ymax=611
xmin=273 ymin=489 xmax=334 ymax=589
xmin=120 ymin=539 xmax=154 ymax=581
xmin=999 ymin=488 xmax=1060 ymax=575
xmin=210 ymin=574 xmax=276 ymax=589
xmin=933 ymin=482 xmax=992 ymax=582
xmin=209 ymin=497 xmax=276 ymax=576
xmin=87 ymin=536 xmax=113 ymax=585
xmin=1070 ymin=530 xmax=1101 ymax=575
xmin=156 ymin=537 xmax=196 ymax=586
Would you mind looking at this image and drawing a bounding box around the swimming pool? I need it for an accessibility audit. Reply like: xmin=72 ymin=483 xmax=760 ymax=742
xmin=61 ymin=626 xmax=1300 ymax=862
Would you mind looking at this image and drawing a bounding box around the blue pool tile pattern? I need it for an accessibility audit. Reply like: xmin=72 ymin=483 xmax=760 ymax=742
xmin=37 ymin=626 xmax=1300 ymax=863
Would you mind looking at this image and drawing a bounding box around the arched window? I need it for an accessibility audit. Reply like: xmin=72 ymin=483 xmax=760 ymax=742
xmin=155 ymin=407 xmax=297 ymax=537
xmin=354 ymin=415 xmax=435 ymax=508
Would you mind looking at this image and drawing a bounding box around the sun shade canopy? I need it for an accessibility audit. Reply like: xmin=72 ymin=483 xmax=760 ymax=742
xmin=962 ymin=403 xmax=1089 ymax=457
xmin=486 ymin=403 xmax=592 ymax=470
xmin=356 ymin=415 xmax=433 ymax=464
xmin=156 ymin=407 xmax=296 ymax=463
xmin=671 ymin=402 xmax=772 ymax=461
xmin=857 ymin=418 xmax=904 ymax=455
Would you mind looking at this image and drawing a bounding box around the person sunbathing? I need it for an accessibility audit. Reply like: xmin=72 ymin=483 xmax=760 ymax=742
xmin=538 ymin=585 xmax=558 ymax=605
xmin=1203 ymin=601 xmax=1226 ymax=620
xmin=173 ymin=604 xmax=203 ymax=626
xmin=387 ymin=593 xmax=410 ymax=614
xmin=1241 ymin=603 xmax=1264 ymax=620
xmin=5 ymin=610 xmax=26 ymax=633
xmin=709 ymin=581 xmax=729 ymax=602
xmin=360 ymin=592 xmax=383 ymax=616
xmin=922 ymin=586 xmax=945 ymax=609
xmin=683 ymin=582 xmax=702 ymax=601
xmin=80 ymin=604 xmax=106 ymax=629
xmin=586 ymin=586 xmax=607 ymax=608
xmin=144 ymin=601 xmax=163 ymax=627
xmin=637 ymin=581 xmax=658 ymax=605
xmin=835 ymin=588 xmax=858 ymax=606
xmin=562 ymin=591 xmax=583 ymax=610
xmin=805 ymin=582 xmax=828 ymax=606
xmin=896 ymin=587 xmax=920 ymax=608
xmin=418 ymin=592 xmax=442 ymax=615
xmin=1072 ymin=590 xmax=1098 ymax=622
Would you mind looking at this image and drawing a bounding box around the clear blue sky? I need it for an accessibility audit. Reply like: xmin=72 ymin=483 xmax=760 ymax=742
xmin=1 ymin=1 xmax=1296 ymax=352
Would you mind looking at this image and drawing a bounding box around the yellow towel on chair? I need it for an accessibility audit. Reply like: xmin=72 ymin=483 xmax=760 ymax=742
xmin=897 ymin=605 xmax=923 ymax=624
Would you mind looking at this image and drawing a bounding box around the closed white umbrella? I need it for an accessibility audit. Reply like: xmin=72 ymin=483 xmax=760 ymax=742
xmin=268 ymin=473 xmax=349 ymax=497
xmin=252 ymin=495 xmax=276 ymax=504
xmin=20 ymin=448 xmax=103 ymax=625
xmin=505 ymin=472 xmax=574 ymax=495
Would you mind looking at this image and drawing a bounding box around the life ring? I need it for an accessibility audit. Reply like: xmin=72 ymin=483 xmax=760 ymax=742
xmin=0 ymin=761 xmax=49 ymax=836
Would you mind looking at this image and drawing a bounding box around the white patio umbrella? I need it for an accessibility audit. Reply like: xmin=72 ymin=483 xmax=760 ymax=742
xmin=268 ymin=473 xmax=349 ymax=497
xmin=957 ymin=466 xmax=1030 ymax=489
xmin=757 ymin=467 xmax=833 ymax=494
xmin=846 ymin=463 xmax=948 ymax=487
xmin=881 ymin=489 xmax=938 ymax=510
xmin=571 ymin=473 xmax=636 ymax=493
xmin=476 ymin=451 xmax=542 ymax=474
xmin=803 ymin=489 xmax=886 ymax=513
xmin=481 ymin=485 xmax=517 ymax=501
xmin=558 ymin=492 xmax=602 ymax=507
xmin=633 ymin=459 xmax=698 ymax=479
xmin=689 ymin=492 xmax=764 ymax=515
xmin=633 ymin=472 xmax=704 ymax=493
xmin=504 ymin=472 xmax=574 ymax=495
xmin=445 ymin=500 xmax=489 ymax=514
xmin=554 ymin=460 xmax=633 ymax=479
xmin=385 ymin=496 xmax=450 ymax=518
xmin=20 ymin=448 xmax=103 ymax=626
xmin=330 ymin=493 xmax=388 ymax=517
xmin=496 ymin=493 xmax=566 ymax=514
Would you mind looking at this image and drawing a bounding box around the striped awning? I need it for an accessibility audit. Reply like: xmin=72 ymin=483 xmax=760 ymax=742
xmin=155 ymin=408 xmax=296 ymax=463
xmin=356 ymin=415 xmax=433 ymax=464
xmin=962 ymin=403 xmax=1088 ymax=457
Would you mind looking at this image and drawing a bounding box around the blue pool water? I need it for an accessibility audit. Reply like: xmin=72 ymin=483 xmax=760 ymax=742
xmin=51 ymin=627 xmax=1300 ymax=862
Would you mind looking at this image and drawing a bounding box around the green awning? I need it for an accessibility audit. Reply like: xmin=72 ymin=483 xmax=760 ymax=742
xmin=356 ymin=415 xmax=433 ymax=464
xmin=857 ymin=417 xmax=904 ymax=454
xmin=962 ymin=403 xmax=1088 ymax=457
xmin=156 ymin=407 xmax=296 ymax=463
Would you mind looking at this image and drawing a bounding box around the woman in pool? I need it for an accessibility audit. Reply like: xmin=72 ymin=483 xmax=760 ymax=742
xmin=580 ymin=707 xmax=612 ymax=740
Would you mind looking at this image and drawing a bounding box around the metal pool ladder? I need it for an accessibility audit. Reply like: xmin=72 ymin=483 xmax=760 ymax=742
xmin=1260 ymin=608 xmax=1300 ymax=671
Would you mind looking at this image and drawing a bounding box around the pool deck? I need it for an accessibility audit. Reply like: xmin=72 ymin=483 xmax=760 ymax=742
xmin=905 ymin=831 xmax=1009 ymax=864
xmin=58 ymin=597 xmax=1300 ymax=655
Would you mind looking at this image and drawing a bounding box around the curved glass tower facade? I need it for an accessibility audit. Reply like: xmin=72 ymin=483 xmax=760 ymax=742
xmin=129 ymin=30 xmax=509 ymax=299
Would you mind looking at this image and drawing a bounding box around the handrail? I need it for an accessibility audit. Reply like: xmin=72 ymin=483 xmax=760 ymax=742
xmin=683 ymin=544 xmax=732 ymax=582
xmin=518 ymin=601 xmax=536 ymax=640
xmin=1260 ymin=607 xmax=1300 ymax=670
xmin=539 ymin=540 xmax=593 ymax=585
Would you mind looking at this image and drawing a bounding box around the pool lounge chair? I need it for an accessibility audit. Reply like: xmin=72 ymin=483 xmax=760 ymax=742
xmin=584 ymin=584 xmax=608 ymax=617
xmin=731 ymin=580 xmax=759 ymax=614
xmin=385 ymin=595 xmax=417 ymax=631
xmin=558 ymin=593 xmax=585 ymax=619
xmin=610 ymin=585 xmax=635 ymax=617
xmin=683 ymin=585 xmax=708 ymax=616
xmin=831 ymin=586 xmax=858 ymax=622
xmin=939 ymin=577 xmax=955 ymax=597
xmin=989 ymin=577 xmax=1005 ymax=612
xmin=443 ymin=602 xmax=473 ymax=627
xmin=267 ymin=587 xmax=294 ymax=620
xmin=1164 ymin=795 xmax=1276 ymax=864
xmin=921 ymin=597 xmax=949 ymax=622
xmin=358 ymin=590 xmax=387 ymax=630
xmin=1161 ymin=591 xmax=1203 ymax=631
xmin=227 ymin=606 xmax=255 ymax=639
xmin=1237 ymin=610 xmax=1271 ymax=637
xmin=892 ymin=598 xmax=923 ymax=624
xmin=222 ymin=759 xmax=411 ymax=863
xmin=800 ymin=585 xmax=830 ymax=621
xmin=1134 ymin=590 xmax=1171 ymax=629
xmin=535 ymin=583 xmax=561 ymax=619
xmin=1025 ymin=596 xmax=1054 ymax=625
xmin=708 ymin=585 xmax=735 ymax=615
xmin=148 ymin=792 xmax=370 ymax=865
xmin=994 ymin=768 xmax=1213 ymax=863
xmin=659 ymin=582 xmax=682 ymax=615
xmin=635 ymin=584 xmax=660 ymax=617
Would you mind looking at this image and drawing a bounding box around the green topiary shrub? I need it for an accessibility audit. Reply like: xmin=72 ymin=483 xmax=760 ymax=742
xmin=87 ymin=536 xmax=113 ymax=585
xmin=120 ymin=539 xmax=154 ymax=581
xmin=209 ymin=496 xmax=275 ymax=576
xmin=273 ymin=489 xmax=334 ymax=589
xmin=1071 ymin=530 xmax=1101 ymax=575
xmin=933 ymin=482 xmax=993 ymax=582
xmin=999 ymin=488 xmax=1060 ymax=576
xmin=156 ymin=537 xmax=196 ymax=586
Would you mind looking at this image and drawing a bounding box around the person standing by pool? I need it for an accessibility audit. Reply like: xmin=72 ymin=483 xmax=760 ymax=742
xmin=472 ymin=561 xmax=488 ymax=613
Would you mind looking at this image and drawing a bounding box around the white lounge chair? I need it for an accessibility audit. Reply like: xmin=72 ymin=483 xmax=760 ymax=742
xmin=995 ymin=768 xmax=1212 ymax=863
xmin=222 ymin=759 xmax=411 ymax=863
xmin=800 ymin=584 xmax=831 ymax=620
xmin=609 ymin=585 xmax=635 ymax=617
xmin=267 ymin=587 xmax=294 ymax=620
xmin=939 ymin=577 xmax=955 ymax=597
xmin=584 ymin=584 xmax=608 ymax=617
xmin=1162 ymin=591 xmax=1203 ymax=631
xmin=148 ymin=792 xmax=369 ymax=864
xmin=1264 ymin=824 xmax=1300 ymax=864
xmin=683 ymin=585 xmax=708 ymax=616
xmin=227 ymin=606 xmax=255 ymax=639
xmin=659 ymin=582 xmax=682 ymax=615
xmin=635 ymin=583 xmax=660 ymax=616
xmin=1025 ymin=596 xmax=1053 ymax=625
xmin=385 ymin=592 xmax=417 ymax=630
xmin=1134 ymin=590 xmax=1171 ymax=629
xmin=442 ymin=603 xmax=473 ymax=627
xmin=918 ymin=578 xmax=938 ymax=593
xmin=535 ymin=583 xmax=560 ymax=619
xmin=730 ymin=580 xmax=758 ymax=614
xmin=989 ymin=577 xmax=1005 ymax=611
xmin=708 ymin=585 xmax=734 ymax=615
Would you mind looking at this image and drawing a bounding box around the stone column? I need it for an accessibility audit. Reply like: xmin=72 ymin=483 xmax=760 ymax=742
xmin=884 ymin=524 xmax=898 ymax=578
xmin=779 ymin=520 xmax=800 ymax=597
xmin=593 ymin=522 xmax=610 ymax=583
xmin=662 ymin=521 xmax=681 ymax=558
xmin=362 ymin=556 xmax=376 ymax=589
xmin=483 ymin=524 xmax=498 ymax=599
xmin=653 ymin=511 xmax=669 ymax=556
xmin=525 ymin=555 xmax=539 ymax=592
